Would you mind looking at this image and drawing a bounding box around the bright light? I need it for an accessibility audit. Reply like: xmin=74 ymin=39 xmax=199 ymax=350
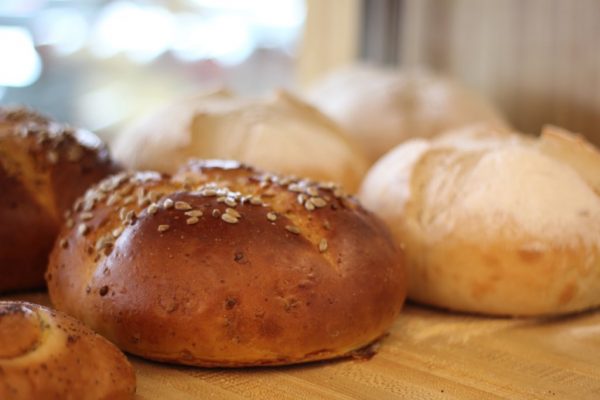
xmin=34 ymin=8 xmax=88 ymax=55
xmin=79 ymin=85 xmax=130 ymax=131
xmin=172 ymin=14 xmax=253 ymax=65
xmin=91 ymin=1 xmax=175 ymax=63
xmin=0 ymin=27 xmax=42 ymax=87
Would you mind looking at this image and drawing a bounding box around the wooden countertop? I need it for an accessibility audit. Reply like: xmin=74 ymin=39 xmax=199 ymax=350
xmin=6 ymin=292 xmax=600 ymax=399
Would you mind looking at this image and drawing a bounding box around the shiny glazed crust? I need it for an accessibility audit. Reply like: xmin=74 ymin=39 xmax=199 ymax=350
xmin=0 ymin=108 xmax=120 ymax=292
xmin=0 ymin=301 xmax=136 ymax=399
xmin=47 ymin=160 xmax=406 ymax=366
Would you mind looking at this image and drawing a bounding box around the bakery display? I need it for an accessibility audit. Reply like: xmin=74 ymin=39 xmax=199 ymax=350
xmin=112 ymin=90 xmax=368 ymax=192
xmin=0 ymin=108 xmax=120 ymax=293
xmin=359 ymin=124 xmax=600 ymax=316
xmin=0 ymin=301 xmax=135 ymax=399
xmin=307 ymin=65 xmax=509 ymax=164
xmin=46 ymin=160 xmax=406 ymax=366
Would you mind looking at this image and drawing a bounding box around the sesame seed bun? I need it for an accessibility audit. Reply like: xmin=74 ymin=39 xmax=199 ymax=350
xmin=0 ymin=301 xmax=135 ymax=399
xmin=46 ymin=160 xmax=406 ymax=367
xmin=0 ymin=107 xmax=120 ymax=293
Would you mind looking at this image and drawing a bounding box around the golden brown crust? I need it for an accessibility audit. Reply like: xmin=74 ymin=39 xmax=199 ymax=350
xmin=47 ymin=160 xmax=406 ymax=366
xmin=0 ymin=301 xmax=136 ymax=400
xmin=0 ymin=107 xmax=120 ymax=292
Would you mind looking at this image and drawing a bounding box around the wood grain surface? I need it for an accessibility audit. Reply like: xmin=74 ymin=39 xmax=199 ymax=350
xmin=6 ymin=292 xmax=600 ymax=399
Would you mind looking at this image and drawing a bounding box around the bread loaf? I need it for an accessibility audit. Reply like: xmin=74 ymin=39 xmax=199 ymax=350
xmin=307 ymin=65 xmax=509 ymax=164
xmin=0 ymin=107 xmax=120 ymax=292
xmin=47 ymin=160 xmax=406 ymax=366
xmin=0 ymin=301 xmax=135 ymax=399
xmin=112 ymin=90 xmax=368 ymax=192
xmin=359 ymin=125 xmax=600 ymax=316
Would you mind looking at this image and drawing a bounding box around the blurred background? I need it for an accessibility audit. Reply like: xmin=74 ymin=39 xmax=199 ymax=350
xmin=1 ymin=0 xmax=599 ymax=144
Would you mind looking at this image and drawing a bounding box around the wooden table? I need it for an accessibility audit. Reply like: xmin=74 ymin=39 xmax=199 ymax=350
xmin=7 ymin=292 xmax=600 ymax=399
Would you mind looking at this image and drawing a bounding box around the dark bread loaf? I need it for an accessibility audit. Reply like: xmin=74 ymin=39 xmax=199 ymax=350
xmin=0 ymin=108 xmax=119 ymax=292
xmin=47 ymin=160 xmax=406 ymax=366
xmin=0 ymin=301 xmax=135 ymax=399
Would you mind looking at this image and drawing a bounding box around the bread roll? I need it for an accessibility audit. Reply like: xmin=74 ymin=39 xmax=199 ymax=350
xmin=307 ymin=65 xmax=509 ymax=164
xmin=46 ymin=160 xmax=406 ymax=366
xmin=0 ymin=107 xmax=120 ymax=292
xmin=0 ymin=301 xmax=135 ymax=399
xmin=113 ymin=90 xmax=368 ymax=192
xmin=359 ymin=125 xmax=600 ymax=316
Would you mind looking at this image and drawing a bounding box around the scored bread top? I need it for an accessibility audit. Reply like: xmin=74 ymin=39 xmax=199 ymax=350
xmin=48 ymin=159 xmax=406 ymax=366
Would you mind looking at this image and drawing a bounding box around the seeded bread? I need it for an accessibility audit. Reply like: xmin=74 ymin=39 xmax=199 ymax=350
xmin=46 ymin=160 xmax=406 ymax=366
xmin=112 ymin=90 xmax=369 ymax=192
xmin=306 ymin=65 xmax=509 ymax=165
xmin=359 ymin=125 xmax=600 ymax=316
xmin=0 ymin=301 xmax=136 ymax=399
xmin=0 ymin=108 xmax=120 ymax=292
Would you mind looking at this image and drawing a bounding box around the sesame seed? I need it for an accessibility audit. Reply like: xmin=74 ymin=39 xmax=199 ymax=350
xmin=112 ymin=226 xmax=124 ymax=238
xmin=186 ymin=217 xmax=199 ymax=225
xmin=288 ymin=183 xmax=303 ymax=192
xmin=77 ymin=223 xmax=88 ymax=236
xmin=163 ymin=198 xmax=174 ymax=209
xmin=95 ymin=235 xmax=114 ymax=252
xmin=212 ymin=209 xmax=221 ymax=217
xmin=311 ymin=197 xmax=327 ymax=208
xmin=306 ymin=187 xmax=319 ymax=196
xmin=304 ymin=201 xmax=315 ymax=211
xmin=267 ymin=212 xmax=277 ymax=221
xmin=297 ymin=194 xmax=306 ymax=205
xmin=47 ymin=151 xmax=59 ymax=164
xmin=175 ymin=201 xmax=192 ymax=210
xmin=66 ymin=218 xmax=74 ymax=228
xmin=224 ymin=197 xmax=237 ymax=207
xmin=319 ymin=238 xmax=328 ymax=252
xmin=119 ymin=207 xmax=127 ymax=221
xmin=80 ymin=211 xmax=94 ymax=221
xmin=122 ymin=196 xmax=134 ymax=205
xmin=249 ymin=196 xmax=263 ymax=205
xmin=59 ymin=238 xmax=68 ymax=249
xmin=147 ymin=203 xmax=159 ymax=215
xmin=225 ymin=208 xmax=241 ymax=218
xmin=66 ymin=146 xmax=83 ymax=162
xmin=185 ymin=210 xmax=203 ymax=217
xmin=138 ymin=196 xmax=151 ymax=207
xmin=106 ymin=193 xmax=121 ymax=206
xmin=285 ymin=225 xmax=300 ymax=234
xmin=202 ymin=189 xmax=217 ymax=197
xmin=157 ymin=224 xmax=170 ymax=232
xmin=149 ymin=191 xmax=161 ymax=203
xmin=262 ymin=190 xmax=276 ymax=197
xmin=323 ymin=221 xmax=331 ymax=230
xmin=221 ymin=213 xmax=239 ymax=224
xmin=83 ymin=199 xmax=95 ymax=212
xmin=124 ymin=210 xmax=136 ymax=225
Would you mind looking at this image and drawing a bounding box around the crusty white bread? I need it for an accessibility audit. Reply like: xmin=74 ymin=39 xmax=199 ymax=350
xmin=360 ymin=124 xmax=600 ymax=316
